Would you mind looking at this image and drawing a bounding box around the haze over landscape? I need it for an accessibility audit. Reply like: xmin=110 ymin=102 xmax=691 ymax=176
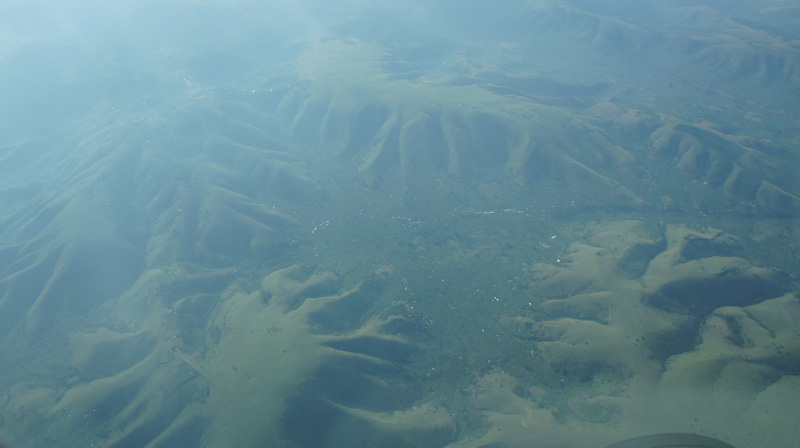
xmin=1 ymin=1 xmax=799 ymax=447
